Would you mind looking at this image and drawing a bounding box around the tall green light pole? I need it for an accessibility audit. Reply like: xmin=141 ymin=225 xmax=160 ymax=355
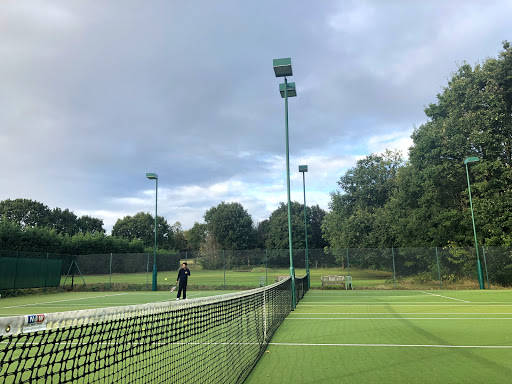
xmin=299 ymin=165 xmax=310 ymax=290
xmin=464 ymin=157 xmax=484 ymax=289
xmin=146 ymin=172 xmax=158 ymax=291
xmin=273 ymin=58 xmax=297 ymax=309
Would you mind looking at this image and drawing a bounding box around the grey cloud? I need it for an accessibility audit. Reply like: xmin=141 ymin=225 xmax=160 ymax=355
xmin=0 ymin=0 xmax=510 ymax=229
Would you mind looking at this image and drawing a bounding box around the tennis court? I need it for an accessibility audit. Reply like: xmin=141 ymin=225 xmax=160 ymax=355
xmin=0 ymin=290 xmax=239 ymax=318
xmin=245 ymin=290 xmax=512 ymax=384
xmin=0 ymin=278 xmax=304 ymax=383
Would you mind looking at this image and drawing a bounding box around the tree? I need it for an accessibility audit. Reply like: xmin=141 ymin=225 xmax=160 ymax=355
xmin=76 ymin=215 xmax=105 ymax=235
xmin=405 ymin=41 xmax=512 ymax=247
xmin=322 ymin=150 xmax=405 ymax=250
xmin=51 ymin=208 xmax=79 ymax=235
xmin=169 ymin=221 xmax=188 ymax=251
xmin=112 ymin=212 xmax=174 ymax=250
xmin=185 ymin=222 xmax=207 ymax=251
xmin=204 ymin=202 xmax=254 ymax=250
xmin=0 ymin=199 xmax=52 ymax=228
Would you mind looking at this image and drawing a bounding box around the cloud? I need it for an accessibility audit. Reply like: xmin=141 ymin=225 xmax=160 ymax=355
xmin=0 ymin=0 xmax=510 ymax=233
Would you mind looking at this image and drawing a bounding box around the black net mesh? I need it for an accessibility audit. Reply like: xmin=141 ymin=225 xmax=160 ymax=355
xmin=0 ymin=278 xmax=297 ymax=383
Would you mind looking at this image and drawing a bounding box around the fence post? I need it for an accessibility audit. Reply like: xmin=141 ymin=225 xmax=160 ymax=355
xmin=392 ymin=247 xmax=396 ymax=289
xmin=265 ymin=249 xmax=268 ymax=286
xmin=13 ymin=251 xmax=19 ymax=296
xmin=223 ymin=250 xmax=226 ymax=290
xmin=185 ymin=251 xmax=188 ymax=261
xmin=482 ymin=246 xmax=490 ymax=289
xmin=146 ymin=253 xmax=150 ymax=290
xmin=109 ymin=253 xmax=113 ymax=290
xmin=346 ymin=248 xmax=350 ymax=276
xmin=44 ymin=253 xmax=49 ymax=294
xmin=71 ymin=255 xmax=75 ymax=290
xmin=436 ymin=247 xmax=441 ymax=289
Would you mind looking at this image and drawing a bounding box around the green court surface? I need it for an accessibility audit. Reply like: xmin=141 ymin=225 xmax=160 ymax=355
xmin=245 ymin=290 xmax=512 ymax=384
xmin=0 ymin=290 xmax=239 ymax=317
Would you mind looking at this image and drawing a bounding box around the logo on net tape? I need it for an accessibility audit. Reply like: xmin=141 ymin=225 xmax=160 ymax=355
xmin=23 ymin=314 xmax=47 ymax=333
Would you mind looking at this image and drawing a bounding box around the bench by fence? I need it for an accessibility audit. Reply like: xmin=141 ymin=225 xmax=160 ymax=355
xmin=321 ymin=275 xmax=345 ymax=287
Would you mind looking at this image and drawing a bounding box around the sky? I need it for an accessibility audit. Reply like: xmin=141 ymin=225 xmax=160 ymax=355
xmin=0 ymin=1 xmax=510 ymax=233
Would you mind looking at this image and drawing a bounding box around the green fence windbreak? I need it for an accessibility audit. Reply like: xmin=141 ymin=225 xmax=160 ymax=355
xmin=0 ymin=252 xmax=63 ymax=290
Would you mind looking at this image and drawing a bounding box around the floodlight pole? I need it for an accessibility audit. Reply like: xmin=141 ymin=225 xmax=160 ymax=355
xmin=299 ymin=165 xmax=309 ymax=290
xmin=464 ymin=158 xmax=484 ymax=289
xmin=274 ymin=58 xmax=297 ymax=309
xmin=284 ymin=76 xmax=296 ymax=309
xmin=146 ymin=173 xmax=159 ymax=291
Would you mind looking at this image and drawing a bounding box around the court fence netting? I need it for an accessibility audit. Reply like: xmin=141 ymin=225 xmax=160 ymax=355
xmin=0 ymin=274 xmax=309 ymax=384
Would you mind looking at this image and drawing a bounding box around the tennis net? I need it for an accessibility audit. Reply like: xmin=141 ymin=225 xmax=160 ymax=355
xmin=0 ymin=277 xmax=301 ymax=383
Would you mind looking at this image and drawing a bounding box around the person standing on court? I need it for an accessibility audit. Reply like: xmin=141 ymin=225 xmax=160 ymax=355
xmin=176 ymin=262 xmax=191 ymax=300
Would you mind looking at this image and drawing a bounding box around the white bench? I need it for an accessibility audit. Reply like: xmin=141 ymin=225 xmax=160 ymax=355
xmin=321 ymin=275 xmax=345 ymax=288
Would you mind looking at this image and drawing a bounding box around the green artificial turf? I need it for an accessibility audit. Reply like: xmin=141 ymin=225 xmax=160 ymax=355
xmin=0 ymin=290 xmax=239 ymax=317
xmin=245 ymin=290 xmax=512 ymax=384
xmin=58 ymin=267 xmax=392 ymax=289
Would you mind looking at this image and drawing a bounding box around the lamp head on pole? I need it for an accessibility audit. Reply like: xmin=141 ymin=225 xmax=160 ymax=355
xmin=279 ymin=82 xmax=297 ymax=98
xmin=146 ymin=173 xmax=158 ymax=180
xmin=464 ymin=157 xmax=479 ymax=165
xmin=299 ymin=165 xmax=308 ymax=173
xmin=273 ymin=58 xmax=293 ymax=77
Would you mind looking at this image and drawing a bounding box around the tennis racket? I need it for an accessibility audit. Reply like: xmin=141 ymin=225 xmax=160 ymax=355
xmin=170 ymin=284 xmax=177 ymax=293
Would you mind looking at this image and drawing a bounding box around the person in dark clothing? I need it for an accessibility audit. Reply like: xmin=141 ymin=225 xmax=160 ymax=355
xmin=176 ymin=262 xmax=191 ymax=300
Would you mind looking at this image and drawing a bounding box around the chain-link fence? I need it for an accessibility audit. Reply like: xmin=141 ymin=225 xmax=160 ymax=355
xmin=59 ymin=253 xmax=181 ymax=289
xmin=2 ymin=247 xmax=510 ymax=292
xmin=193 ymin=246 xmax=512 ymax=289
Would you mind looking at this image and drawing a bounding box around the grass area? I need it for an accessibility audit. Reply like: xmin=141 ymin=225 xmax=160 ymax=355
xmin=245 ymin=290 xmax=512 ymax=384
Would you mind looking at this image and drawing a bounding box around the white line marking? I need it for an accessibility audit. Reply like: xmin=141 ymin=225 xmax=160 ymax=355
xmin=267 ymin=342 xmax=512 ymax=349
xmin=289 ymin=313 xmax=512 ymax=315
xmin=1 ymin=293 xmax=129 ymax=309
xmin=300 ymin=302 xmax=470 ymax=304
xmin=305 ymin=295 xmax=428 ymax=297
xmin=286 ymin=317 xmax=512 ymax=320
xmin=300 ymin=304 xmax=512 ymax=307
xmin=421 ymin=291 xmax=470 ymax=303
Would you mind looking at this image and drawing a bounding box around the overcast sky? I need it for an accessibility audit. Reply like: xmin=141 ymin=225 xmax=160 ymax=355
xmin=0 ymin=1 xmax=510 ymax=233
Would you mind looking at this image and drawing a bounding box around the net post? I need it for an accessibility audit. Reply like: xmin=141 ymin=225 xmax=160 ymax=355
xmin=392 ymin=247 xmax=396 ymax=289
xmin=263 ymin=290 xmax=267 ymax=341
xmin=436 ymin=247 xmax=441 ymax=289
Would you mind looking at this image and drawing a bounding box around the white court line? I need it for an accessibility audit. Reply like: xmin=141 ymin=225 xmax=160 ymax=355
xmin=286 ymin=317 xmax=512 ymax=320
xmin=299 ymin=302 xmax=468 ymax=304
xmin=289 ymin=313 xmax=512 ymax=315
xmin=268 ymin=342 xmax=512 ymax=349
xmin=1 ymin=293 xmax=129 ymax=309
xmin=305 ymin=295 xmax=428 ymax=297
xmin=421 ymin=291 xmax=470 ymax=303
xmin=300 ymin=304 xmax=512 ymax=307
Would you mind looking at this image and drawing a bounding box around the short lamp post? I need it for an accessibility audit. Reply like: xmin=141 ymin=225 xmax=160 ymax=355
xmin=299 ymin=165 xmax=310 ymax=290
xmin=146 ymin=172 xmax=158 ymax=291
xmin=273 ymin=57 xmax=297 ymax=309
xmin=464 ymin=157 xmax=484 ymax=289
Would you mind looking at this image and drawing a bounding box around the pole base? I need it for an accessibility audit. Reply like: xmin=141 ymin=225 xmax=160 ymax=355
xmin=152 ymin=264 xmax=158 ymax=292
